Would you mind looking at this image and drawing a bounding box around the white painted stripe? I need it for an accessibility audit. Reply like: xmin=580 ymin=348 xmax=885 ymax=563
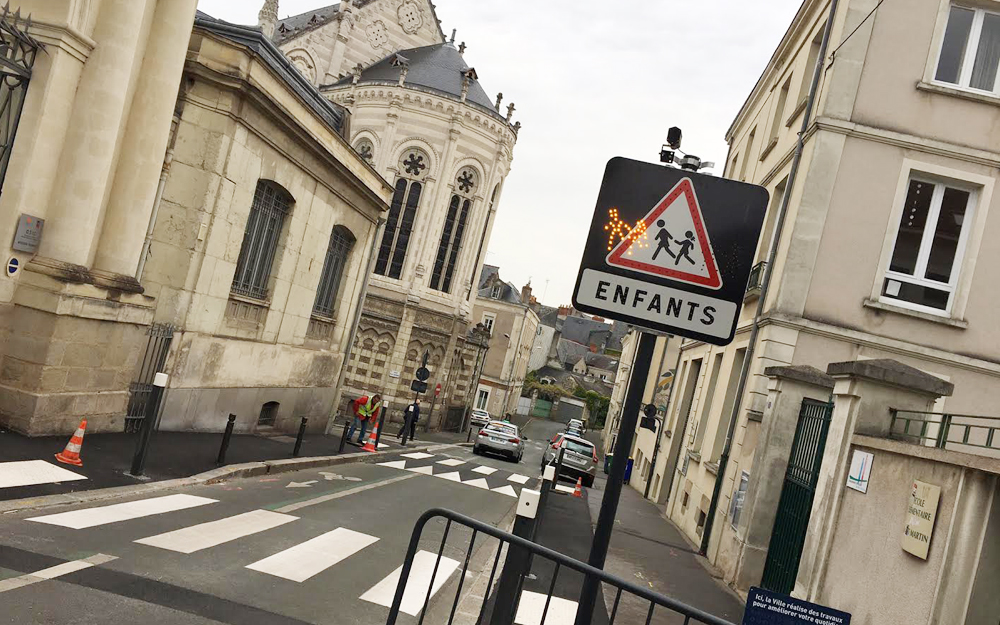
xmin=378 ymin=443 xmax=389 ymax=449
xmin=406 ymin=465 xmax=435 ymax=475
xmin=472 ymin=466 xmax=497 ymax=476
xmin=515 ymin=590 xmax=578 ymax=624
xmin=377 ymin=460 xmax=407 ymax=470
xmin=555 ymin=484 xmax=575 ymax=494
xmin=135 ymin=510 xmax=297 ymax=553
xmin=276 ymin=474 xmax=415 ymax=514
xmin=0 ymin=554 xmax=117 ymax=594
xmin=0 ymin=460 xmax=87 ymax=489
xmin=360 ymin=550 xmax=460 ymax=616
xmin=435 ymin=471 xmax=462 ymax=482
xmin=401 ymin=452 xmax=434 ymax=460
xmin=436 ymin=458 xmax=465 ymax=467
xmin=507 ymin=473 xmax=530 ymax=485
xmin=28 ymin=494 xmax=217 ymax=529
xmin=492 ymin=485 xmax=518 ymax=498
xmin=246 ymin=528 xmax=378 ymax=582
xmin=462 ymin=478 xmax=490 ymax=490
xmin=65 ymin=442 xmax=82 ymax=453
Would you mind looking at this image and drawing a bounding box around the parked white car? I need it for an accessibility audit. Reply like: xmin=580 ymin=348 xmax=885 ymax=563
xmin=469 ymin=409 xmax=491 ymax=428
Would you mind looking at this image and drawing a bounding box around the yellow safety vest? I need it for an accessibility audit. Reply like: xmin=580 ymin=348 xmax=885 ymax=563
xmin=359 ymin=397 xmax=382 ymax=419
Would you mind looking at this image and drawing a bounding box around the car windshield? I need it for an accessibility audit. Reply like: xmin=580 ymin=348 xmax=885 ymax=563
xmin=564 ymin=439 xmax=593 ymax=456
xmin=486 ymin=423 xmax=517 ymax=437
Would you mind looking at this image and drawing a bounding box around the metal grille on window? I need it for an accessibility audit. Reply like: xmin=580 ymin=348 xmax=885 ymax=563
xmin=313 ymin=226 xmax=355 ymax=318
xmin=0 ymin=8 xmax=41 ymax=194
xmin=375 ymin=179 xmax=422 ymax=279
xmin=231 ymin=180 xmax=291 ymax=300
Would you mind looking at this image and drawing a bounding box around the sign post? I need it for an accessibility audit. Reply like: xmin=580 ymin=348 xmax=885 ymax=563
xmin=572 ymin=157 xmax=767 ymax=624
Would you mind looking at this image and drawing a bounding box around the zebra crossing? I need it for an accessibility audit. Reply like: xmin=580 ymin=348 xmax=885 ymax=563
xmin=19 ymin=492 xmax=471 ymax=616
xmin=377 ymin=452 xmax=537 ymax=498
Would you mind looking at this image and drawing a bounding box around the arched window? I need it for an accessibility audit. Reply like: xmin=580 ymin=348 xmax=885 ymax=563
xmin=313 ymin=225 xmax=356 ymax=318
xmin=430 ymin=167 xmax=477 ymax=293
xmin=232 ymin=180 xmax=293 ymax=300
xmin=375 ymin=148 xmax=429 ymax=279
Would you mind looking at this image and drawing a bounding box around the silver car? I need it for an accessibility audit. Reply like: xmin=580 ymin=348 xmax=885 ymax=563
xmin=542 ymin=433 xmax=598 ymax=487
xmin=469 ymin=409 xmax=492 ymax=428
xmin=473 ymin=421 xmax=524 ymax=462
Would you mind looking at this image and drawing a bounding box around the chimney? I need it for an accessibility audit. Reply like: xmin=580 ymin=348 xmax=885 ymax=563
xmin=521 ymin=282 xmax=532 ymax=305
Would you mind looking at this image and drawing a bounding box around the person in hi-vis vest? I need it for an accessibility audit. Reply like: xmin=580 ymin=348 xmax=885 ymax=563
xmin=347 ymin=394 xmax=382 ymax=444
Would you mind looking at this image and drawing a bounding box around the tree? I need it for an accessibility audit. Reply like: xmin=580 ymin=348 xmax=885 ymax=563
xmin=574 ymin=386 xmax=611 ymax=428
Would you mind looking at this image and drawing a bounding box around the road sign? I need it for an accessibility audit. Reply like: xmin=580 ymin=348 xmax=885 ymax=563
xmin=435 ymin=383 xmax=441 ymax=397
xmin=6 ymin=257 xmax=18 ymax=276
xmin=573 ymin=157 xmax=768 ymax=346
xmin=743 ymin=586 xmax=851 ymax=624
xmin=415 ymin=366 xmax=430 ymax=382
xmin=410 ymin=379 xmax=427 ymax=394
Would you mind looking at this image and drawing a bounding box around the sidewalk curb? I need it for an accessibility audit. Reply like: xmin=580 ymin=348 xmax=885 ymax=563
xmin=0 ymin=442 xmax=468 ymax=515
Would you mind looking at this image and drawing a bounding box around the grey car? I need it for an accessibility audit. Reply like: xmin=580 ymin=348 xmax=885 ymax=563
xmin=542 ymin=433 xmax=598 ymax=487
xmin=473 ymin=421 xmax=524 ymax=462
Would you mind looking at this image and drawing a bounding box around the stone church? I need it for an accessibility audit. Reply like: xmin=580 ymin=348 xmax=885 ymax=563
xmin=261 ymin=0 xmax=519 ymax=430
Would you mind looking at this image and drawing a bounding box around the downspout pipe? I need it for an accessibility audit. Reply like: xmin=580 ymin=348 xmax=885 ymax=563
xmin=326 ymin=217 xmax=386 ymax=434
xmin=644 ymin=335 xmax=677 ymax=500
xmin=699 ymin=0 xmax=841 ymax=556
xmin=136 ymin=115 xmax=180 ymax=281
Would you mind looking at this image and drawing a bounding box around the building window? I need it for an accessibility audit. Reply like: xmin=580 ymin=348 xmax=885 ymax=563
xmin=768 ymin=77 xmax=790 ymax=144
xmin=476 ymin=387 xmax=490 ymax=410
xmin=730 ymin=470 xmax=750 ymax=529
xmin=935 ymin=4 xmax=1000 ymax=93
xmin=375 ymin=149 xmax=429 ymax=279
xmin=231 ymin=180 xmax=292 ymax=301
xmin=431 ymin=167 xmax=477 ymax=293
xmin=739 ymin=127 xmax=755 ymax=181
xmin=491 ymin=284 xmax=502 ymax=299
xmin=313 ymin=226 xmax=355 ymax=318
xmin=882 ymin=176 xmax=977 ymax=313
xmin=797 ymin=32 xmax=823 ymax=110
xmin=482 ymin=313 xmax=496 ymax=335
xmin=354 ymin=137 xmax=375 ymax=165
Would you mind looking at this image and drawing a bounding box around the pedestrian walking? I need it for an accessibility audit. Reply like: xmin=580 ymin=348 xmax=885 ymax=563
xmin=399 ymin=398 xmax=420 ymax=441
xmin=347 ymin=393 xmax=382 ymax=444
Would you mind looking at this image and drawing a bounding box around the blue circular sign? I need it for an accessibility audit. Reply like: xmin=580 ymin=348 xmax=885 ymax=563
xmin=6 ymin=257 xmax=18 ymax=276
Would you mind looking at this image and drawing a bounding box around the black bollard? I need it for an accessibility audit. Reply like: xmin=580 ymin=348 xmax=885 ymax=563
xmin=131 ymin=373 xmax=168 ymax=477
xmin=552 ymin=446 xmax=566 ymax=490
xmin=338 ymin=416 xmax=349 ymax=454
xmin=293 ymin=416 xmax=308 ymax=457
xmin=217 ymin=413 xmax=236 ymax=466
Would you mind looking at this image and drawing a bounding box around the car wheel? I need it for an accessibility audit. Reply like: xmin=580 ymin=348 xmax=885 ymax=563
xmin=584 ymin=475 xmax=595 ymax=488
xmin=473 ymin=445 xmax=480 ymax=455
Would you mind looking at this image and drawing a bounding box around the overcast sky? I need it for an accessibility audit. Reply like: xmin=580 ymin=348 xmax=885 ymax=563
xmin=198 ymin=0 xmax=802 ymax=307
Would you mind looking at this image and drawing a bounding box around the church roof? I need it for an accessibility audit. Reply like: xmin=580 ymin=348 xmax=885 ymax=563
xmin=273 ymin=1 xmax=445 ymax=45
xmin=334 ymin=43 xmax=503 ymax=121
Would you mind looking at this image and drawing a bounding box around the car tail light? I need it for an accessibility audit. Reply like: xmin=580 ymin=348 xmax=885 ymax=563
xmin=478 ymin=431 xmax=487 ymax=437
xmin=510 ymin=438 xmax=520 ymax=444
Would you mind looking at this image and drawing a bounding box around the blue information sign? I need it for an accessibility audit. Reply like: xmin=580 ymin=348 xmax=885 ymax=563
xmin=743 ymin=587 xmax=851 ymax=625
xmin=7 ymin=257 xmax=18 ymax=276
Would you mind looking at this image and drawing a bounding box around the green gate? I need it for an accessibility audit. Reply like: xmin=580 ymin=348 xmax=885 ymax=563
xmin=531 ymin=398 xmax=552 ymax=418
xmin=760 ymin=398 xmax=834 ymax=594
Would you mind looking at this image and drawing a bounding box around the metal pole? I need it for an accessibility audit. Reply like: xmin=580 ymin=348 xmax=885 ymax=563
xmin=490 ymin=489 xmax=539 ymax=625
xmin=293 ymin=416 xmax=308 ymax=457
xmin=645 ymin=339 xmax=681 ymax=500
xmin=131 ymin=372 xmax=168 ymax=477
xmin=217 ymin=413 xmax=236 ymax=465
xmin=338 ymin=416 xmax=349 ymax=454
xmin=326 ymin=217 xmax=386 ymax=435
xmin=463 ymin=339 xmax=490 ymax=432
xmin=699 ymin=0 xmax=841 ymax=557
xmin=575 ymin=331 xmax=657 ymax=625
xmin=375 ymin=403 xmax=386 ymax=448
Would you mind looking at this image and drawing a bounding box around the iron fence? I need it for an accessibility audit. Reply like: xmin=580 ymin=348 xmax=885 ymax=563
xmin=124 ymin=324 xmax=174 ymax=433
xmin=0 ymin=4 xmax=42 ymax=193
xmin=890 ymin=409 xmax=1000 ymax=456
xmin=385 ymin=507 xmax=736 ymax=625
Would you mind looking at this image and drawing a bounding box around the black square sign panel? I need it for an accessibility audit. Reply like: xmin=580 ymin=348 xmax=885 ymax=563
xmin=572 ymin=157 xmax=768 ymax=346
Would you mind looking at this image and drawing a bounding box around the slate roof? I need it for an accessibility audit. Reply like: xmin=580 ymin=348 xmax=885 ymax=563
xmin=556 ymin=339 xmax=590 ymax=368
xmin=478 ymin=264 xmax=521 ymax=304
xmin=194 ymin=12 xmax=347 ymax=134
xmin=273 ymin=1 xmax=445 ymax=45
xmin=584 ymin=353 xmax=619 ymax=372
xmin=335 ymin=43 xmax=504 ymax=121
xmin=561 ymin=315 xmax=611 ymax=346
xmin=534 ymin=366 xmax=613 ymax=397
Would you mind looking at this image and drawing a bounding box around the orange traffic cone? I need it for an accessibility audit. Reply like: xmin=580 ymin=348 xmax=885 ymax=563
xmin=55 ymin=419 xmax=87 ymax=467
xmin=361 ymin=422 xmax=379 ymax=452
xmin=573 ymin=477 xmax=583 ymax=497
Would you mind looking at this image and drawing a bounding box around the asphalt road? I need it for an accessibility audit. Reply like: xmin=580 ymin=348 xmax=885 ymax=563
xmin=0 ymin=420 xmax=569 ymax=625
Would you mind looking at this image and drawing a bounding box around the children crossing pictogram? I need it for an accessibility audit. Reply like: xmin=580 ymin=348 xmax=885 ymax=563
xmin=605 ymin=178 xmax=722 ymax=290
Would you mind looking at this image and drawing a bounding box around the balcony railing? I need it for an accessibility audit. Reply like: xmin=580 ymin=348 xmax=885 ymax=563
xmin=889 ymin=409 xmax=1000 ymax=458
xmin=745 ymin=261 xmax=766 ymax=296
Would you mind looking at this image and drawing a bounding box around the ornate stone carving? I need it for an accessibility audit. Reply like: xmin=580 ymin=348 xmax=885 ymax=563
xmin=366 ymin=20 xmax=389 ymax=48
xmin=396 ymin=1 xmax=424 ymax=34
xmin=354 ymin=137 xmax=375 ymax=164
xmin=287 ymin=50 xmax=316 ymax=84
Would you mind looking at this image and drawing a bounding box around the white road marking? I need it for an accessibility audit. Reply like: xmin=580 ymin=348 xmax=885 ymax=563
xmin=507 ymin=473 xmax=530 ymax=484
xmin=276 ymin=474 xmax=416 ymax=513
xmin=360 ymin=550 xmax=460 ymax=616
xmin=0 ymin=460 xmax=87 ymax=489
xmin=0 ymin=554 xmax=117 ymax=594
xmin=555 ymin=484 xmax=575 ymax=494
xmin=28 ymin=494 xmax=216 ymax=529
xmin=401 ymin=452 xmax=434 ymax=460
xmin=377 ymin=460 xmax=407 ymax=470
xmin=406 ymin=465 xmax=435 ymax=475
xmin=378 ymin=443 xmax=389 ymax=449
xmin=492 ymin=485 xmax=518 ymax=498
xmin=246 ymin=527 xmax=379 ymax=582
xmin=436 ymin=458 xmax=465 ymax=467
xmin=462 ymin=478 xmax=490 ymax=490
xmin=472 ymin=466 xmax=497 ymax=476
xmin=319 ymin=472 xmax=362 ymax=482
xmin=435 ymin=471 xmax=462 ymax=482
xmin=286 ymin=480 xmax=317 ymax=488
xmin=515 ymin=590 xmax=578 ymax=624
xmin=135 ymin=510 xmax=297 ymax=553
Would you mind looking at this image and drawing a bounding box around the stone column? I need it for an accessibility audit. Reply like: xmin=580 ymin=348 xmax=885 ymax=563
xmin=92 ymin=0 xmax=198 ymax=283
xmin=732 ymin=365 xmax=834 ymax=591
xmin=796 ymin=359 xmax=953 ymax=599
xmin=36 ymin=0 xmax=155 ymax=269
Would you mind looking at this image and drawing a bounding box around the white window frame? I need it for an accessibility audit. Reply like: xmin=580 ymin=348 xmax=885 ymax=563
xmin=872 ymin=159 xmax=993 ymax=319
xmin=476 ymin=386 xmax=490 ymax=410
xmin=730 ymin=470 xmax=750 ymax=529
xmin=930 ymin=2 xmax=1000 ymax=95
xmin=482 ymin=313 xmax=496 ymax=335
xmin=491 ymin=284 xmax=502 ymax=298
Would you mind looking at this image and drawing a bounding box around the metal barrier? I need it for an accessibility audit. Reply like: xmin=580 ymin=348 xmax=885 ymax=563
xmin=384 ymin=507 xmax=735 ymax=625
xmin=890 ymin=409 xmax=1000 ymax=456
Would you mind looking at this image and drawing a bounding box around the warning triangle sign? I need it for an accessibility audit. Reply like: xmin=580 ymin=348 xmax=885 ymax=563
xmin=606 ymin=178 xmax=723 ymax=290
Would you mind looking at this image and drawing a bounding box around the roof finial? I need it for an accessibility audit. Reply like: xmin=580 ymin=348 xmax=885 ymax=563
xmin=458 ymin=41 xmax=466 ymax=54
xmin=258 ymin=0 xmax=279 ymax=39
xmin=494 ymin=92 xmax=503 ymax=111
xmin=506 ymin=102 xmax=516 ymax=121
xmin=449 ymin=28 xmax=456 ymax=44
